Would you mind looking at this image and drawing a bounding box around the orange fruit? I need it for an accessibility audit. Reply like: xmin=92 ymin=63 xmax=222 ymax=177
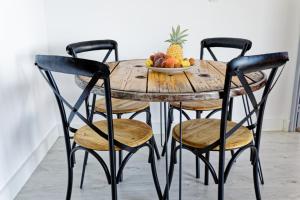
xmin=165 ymin=57 xmax=176 ymax=68
xmin=189 ymin=58 xmax=196 ymax=66
xmin=162 ymin=60 xmax=167 ymax=68
xmin=174 ymin=62 xmax=181 ymax=68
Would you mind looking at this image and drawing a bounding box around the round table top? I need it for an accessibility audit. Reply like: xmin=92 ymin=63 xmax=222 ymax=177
xmin=75 ymin=59 xmax=266 ymax=102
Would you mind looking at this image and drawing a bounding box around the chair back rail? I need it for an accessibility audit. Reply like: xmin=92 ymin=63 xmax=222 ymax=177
xmin=200 ymin=37 xmax=252 ymax=61
xmin=66 ymin=39 xmax=119 ymax=62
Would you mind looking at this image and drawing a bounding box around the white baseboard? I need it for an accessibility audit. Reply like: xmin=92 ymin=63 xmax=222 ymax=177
xmin=0 ymin=126 xmax=59 ymax=200
xmin=262 ymin=118 xmax=290 ymax=132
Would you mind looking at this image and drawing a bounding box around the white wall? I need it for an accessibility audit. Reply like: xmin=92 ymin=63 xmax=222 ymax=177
xmin=0 ymin=1 xmax=58 ymax=199
xmin=44 ymin=0 xmax=300 ymax=131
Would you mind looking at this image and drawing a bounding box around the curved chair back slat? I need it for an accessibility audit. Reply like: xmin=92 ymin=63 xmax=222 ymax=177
xmin=66 ymin=40 xmax=119 ymax=62
xmin=35 ymin=55 xmax=110 ymax=77
xmin=227 ymin=52 xmax=289 ymax=74
xmin=200 ymin=37 xmax=252 ymax=61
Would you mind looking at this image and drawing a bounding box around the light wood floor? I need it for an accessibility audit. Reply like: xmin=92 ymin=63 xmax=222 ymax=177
xmin=16 ymin=132 xmax=300 ymax=200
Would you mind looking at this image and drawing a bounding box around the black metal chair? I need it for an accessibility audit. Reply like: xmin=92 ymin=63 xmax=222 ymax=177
xmin=66 ymin=40 xmax=160 ymax=187
xmin=35 ymin=55 xmax=162 ymax=200
xmin=162 ymin=37 xmax=253 ymax=183
xmin=163 ymin=52 xmax=289 ymax=200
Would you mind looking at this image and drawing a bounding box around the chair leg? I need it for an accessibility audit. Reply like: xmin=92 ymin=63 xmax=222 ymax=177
xmin=152 ymin=137 xmax=161 ymax=160
xmin=258 ymin=158 xmax=265 ymax=185
xmin=218 ymin=149 xmax=225 ymax=200
xmin=148 ymin=141 xmax=163 ymax=199
xmin=71 ymin=141 xmax=77 ymax=164
xmin=110 ymin=150 xmax=118 ymax=200
xmin=195 ymin=111 xmax=202 ymax=179
xmin=148 ymin=137 xmax=158 ymax=163
xmin=119 ymin=151 xmax=123 ymax=182
xmin=116 ymin=114 xmax=124 ymax=183
xmin=66 ymin=157 xmax=74 ymax=200
xmin=145 ymin=107 xmax=161 ymax=160
xmin=204 ymin=152 xmax=210 ymax=185
xmin=252 ymin=148 xmax=262 ymax=200
xmin=79 ymin=151 xmax=89 ymax=189
xmin=161 ymin=107 xmax=173 ymax=157
xmin=196 ymin=156 xmax=200 ymax=179
xmin=251 ymin=148 xmax=264 ymax=185
xmin=163 ymin=138 xmax=176 ymax=200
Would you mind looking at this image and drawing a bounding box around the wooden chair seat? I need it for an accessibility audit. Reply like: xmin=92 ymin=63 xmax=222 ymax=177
xmin=170 ymin=99 xmax=222 ymax=111
xmin=172 ymin=119 xmax=253 ymax=150
xmin=74 ymin=119 xmax=153 ymax=151
xmin=95 ymin=98 xmax=150 ymax=114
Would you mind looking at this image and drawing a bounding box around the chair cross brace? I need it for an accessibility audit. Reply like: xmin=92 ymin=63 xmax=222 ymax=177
xmin=207 ymin=64 xmax=285 ymax=151
xmin=37 ymin=67 xmax=132 ymax=151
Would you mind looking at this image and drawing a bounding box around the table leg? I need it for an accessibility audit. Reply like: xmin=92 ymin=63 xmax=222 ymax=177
xmin=179 ymin=102 xmax=183 ymax=200
xmin=160 ymin=102 xmax=163 ymax=146
xmin=164 ymin=102 xmax=169 ymax=200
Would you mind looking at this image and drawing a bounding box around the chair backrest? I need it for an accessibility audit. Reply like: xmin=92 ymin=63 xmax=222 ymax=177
xmin=206 ymin=52 xmax=289 ymax=151
xmin=66 ymin=40 xmax=119 ymax=120
xmin=66 ymin=39 xmax=119 ymax=62
xmin=200 ymin=37 xmax=252 ymax=61
xmin=35 ymin=55 xmax=128 ymax=161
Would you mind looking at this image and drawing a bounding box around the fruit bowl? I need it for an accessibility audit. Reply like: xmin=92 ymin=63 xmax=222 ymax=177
xmin=145 ymin=52 xmax=195 ymax=75
xmin=146 ymin=65 xmax=191 ymax=75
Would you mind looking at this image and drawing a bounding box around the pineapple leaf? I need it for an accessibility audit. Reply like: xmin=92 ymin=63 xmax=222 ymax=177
xmin=180 ymin=29 xmax=188 ymax=35
xmin=181 ymin=39 xmax=187 ymax=42
xmin=177 ymin=39 xmax=187 ymax=45
xmin=177 ymin=34 xmax=188 ymax=41
xmin=168 ymin=25 xmax=188 ymax=44
xmin=175 ymin=25 xmax=180 ymax=37
xmin=172 ymin=27 xmax=176 ymax=36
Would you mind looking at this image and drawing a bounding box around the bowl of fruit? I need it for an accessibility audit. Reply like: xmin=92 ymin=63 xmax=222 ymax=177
xmin=145 ymin=52 xmax=195 ymax=75
xmin=145 ymin=25 xmax=195 ymax=74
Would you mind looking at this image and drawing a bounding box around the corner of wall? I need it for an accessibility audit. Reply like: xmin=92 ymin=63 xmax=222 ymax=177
xmin=0 ymin=125 xmax=59 ymax=200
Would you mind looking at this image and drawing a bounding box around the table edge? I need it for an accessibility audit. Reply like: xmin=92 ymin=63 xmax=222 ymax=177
xmin=75 ymin=72 xmax=267 ymax=102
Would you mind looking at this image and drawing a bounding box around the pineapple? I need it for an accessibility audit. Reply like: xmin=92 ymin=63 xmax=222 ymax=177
xmin=165 ymin=25 xmax=188 ymax=61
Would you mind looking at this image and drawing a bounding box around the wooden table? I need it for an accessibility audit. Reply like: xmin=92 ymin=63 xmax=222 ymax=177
xmin=75 ymin=59 xmax=266 ymax=200
xmin=76 ymin=59 xmax=266 ymax=102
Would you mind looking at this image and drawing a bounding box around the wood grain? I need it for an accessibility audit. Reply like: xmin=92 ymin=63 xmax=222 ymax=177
xmin=172 ymin=118 xmax=253 ymax=150
xmin=208 ymin=60 xmax=265 ymax=87
xmin=170 ymin=99 xmax=222 ymax=111
xmin=109 ymin=60 xmax=148 ymax=92
xmin=147 ymin=71 xmax=193 ymax=93
xmin=75 ymin=59 xmax=266 ymax=102
xmin=95 ymin=98 xmax=149 ymax=114
xmin=74 ymin=119 xmax=153 ymax=151
xmin=185 ymin=60 xmax=225 ymax=92
xmin=78 ymin=61 xmax=119 ymax=88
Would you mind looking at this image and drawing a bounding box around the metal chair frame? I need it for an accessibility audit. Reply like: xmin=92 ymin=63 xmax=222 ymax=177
xmin=66 ymin=40 xmax=160 ymax=187
xmin=163 ymin=52 xmax=289 ymax=200
xmin=35 ymin=55 xmax=162 ymax=200
xmin=162 ymin=37 xmax=253 ymax=184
